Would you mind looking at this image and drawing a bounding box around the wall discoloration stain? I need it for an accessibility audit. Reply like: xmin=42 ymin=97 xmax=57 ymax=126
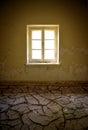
xmin=0 ymin=0 xmax=88 ymax=81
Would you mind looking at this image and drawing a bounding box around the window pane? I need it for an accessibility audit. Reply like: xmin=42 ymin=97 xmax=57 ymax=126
xmin=45 ymin=30 xmax=55 ymax=39
xmin=32 ymin=30 xmax=41 ymax=39
xmin=45 ymin=40 xmax=54 ymax=49
xmin=32 ymin=50 xmax=41 ymax=59
xmin=32 ymin=40 xmax=41 ymax=49
xmin=44 ymin=50 xmax=54 ymax=59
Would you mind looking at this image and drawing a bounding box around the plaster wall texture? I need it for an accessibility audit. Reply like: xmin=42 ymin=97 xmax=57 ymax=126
xmin=0 ymin=0 xmax=88 ymax=81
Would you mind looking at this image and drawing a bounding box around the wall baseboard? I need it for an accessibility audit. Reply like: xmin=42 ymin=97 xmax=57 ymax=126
xmin=0 ymin=81 xmax=88 ymax=94
xmin=0 ymin=80 xmax=88 ymax=86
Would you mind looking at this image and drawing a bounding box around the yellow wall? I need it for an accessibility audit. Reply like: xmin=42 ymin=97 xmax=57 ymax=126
xmin=0 ymin=0 xmax=88 ymax=81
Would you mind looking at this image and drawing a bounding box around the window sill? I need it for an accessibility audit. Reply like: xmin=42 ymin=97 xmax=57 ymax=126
xmin=26 ymin=63 xmax=60 ymax=65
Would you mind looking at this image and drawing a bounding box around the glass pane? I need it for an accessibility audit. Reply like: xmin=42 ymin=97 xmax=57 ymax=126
xmin=44 ymin=50 xmax=54 ymax=59
xmin=32 ymin=50 xmax=41 ymax=59
xmin=45 ymin=40 xmax=54 ymax=49
xmin=32 ymin=40 xmax=41 ymax=49
xmin=32 ymin=30 xmax=41 ymax=39
xmin=45 ymin=30 xmax=55 ymax=39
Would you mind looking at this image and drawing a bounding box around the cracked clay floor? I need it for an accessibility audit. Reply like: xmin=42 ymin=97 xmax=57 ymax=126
xmin=0 ymin=86 xmax=88 ymax=130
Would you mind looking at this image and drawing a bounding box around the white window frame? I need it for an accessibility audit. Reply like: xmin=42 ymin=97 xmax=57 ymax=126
xmin=26 ymin=25 xmax=59 ymax=65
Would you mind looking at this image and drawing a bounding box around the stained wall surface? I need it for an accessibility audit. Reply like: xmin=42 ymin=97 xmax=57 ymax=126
xmin=0 ymin=0 xmax=88 ymax=81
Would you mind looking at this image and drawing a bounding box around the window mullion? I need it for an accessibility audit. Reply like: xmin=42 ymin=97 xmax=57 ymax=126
xmin=42 ymin=29 xmax=44 ymax=62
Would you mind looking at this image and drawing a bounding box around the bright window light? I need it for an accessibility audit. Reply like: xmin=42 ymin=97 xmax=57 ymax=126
xmin=27 ymin=25 xmax=59 ymax=64
xmin=32 ymin=40 xmax=42 ymax=49
xmin=32 ymin=30 xmax=41 ymax=39
xmin=45 ymin=40 xmax=54 ymax=49
xmin=44 ymin=50 xmax=55 ymax=59
xmin=45 ymin=30 xmax=55 ymax=39
xmin=32 ymin=50 xmax=42 ymax=59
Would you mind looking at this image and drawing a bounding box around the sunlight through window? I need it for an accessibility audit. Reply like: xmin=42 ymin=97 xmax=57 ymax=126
xmin=32 ymin=30 xmax=41 ymax=39
xmin=45 ymin=50 xmax=55 ymax=59
xmin=32 ymin=50 xmax=41 ymax=59
xmin=45 ymin=30 xmax=55 ymax=39
xmin=27 ymin=25 xmax=59 ymax=64
xmin=32 ymin=40 xmax=42 ymax=49
xmin=45 ymin=40 xmax=54 ymax=49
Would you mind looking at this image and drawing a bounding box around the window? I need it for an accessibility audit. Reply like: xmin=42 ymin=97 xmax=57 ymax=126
xmin=27 ymin=25 xmax=59 ymax=64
